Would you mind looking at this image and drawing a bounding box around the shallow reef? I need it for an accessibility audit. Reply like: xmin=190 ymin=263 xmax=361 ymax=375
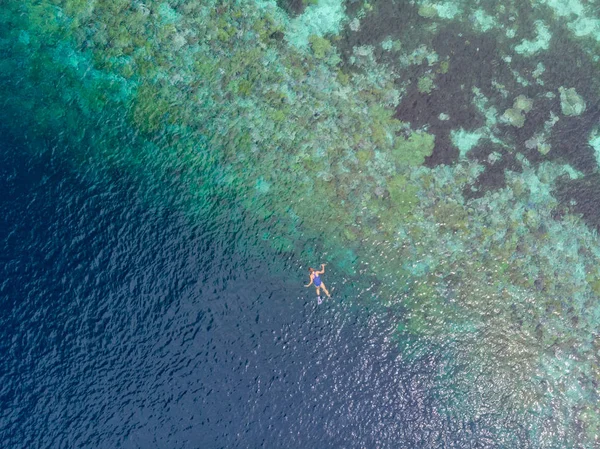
xmin=2 ymin=0 xmax=600 ymax=446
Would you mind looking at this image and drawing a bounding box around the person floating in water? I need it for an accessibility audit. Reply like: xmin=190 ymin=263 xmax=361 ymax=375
xmin=305 ymin=264 xmax=331 ymax=298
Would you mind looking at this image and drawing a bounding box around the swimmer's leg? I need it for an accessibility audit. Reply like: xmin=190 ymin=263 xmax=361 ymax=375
xmin=321 ymin=283 xmax=331 ymax=298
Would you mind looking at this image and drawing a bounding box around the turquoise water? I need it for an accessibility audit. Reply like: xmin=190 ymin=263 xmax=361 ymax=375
xmin=2 ymin=0 xmax=600 ymax=447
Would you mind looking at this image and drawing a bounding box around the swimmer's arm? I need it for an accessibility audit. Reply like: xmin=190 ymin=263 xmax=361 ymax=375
xmin=317 ymin=264 xmax=325 ymax=274
xmin=304 ymin=278 xmax=313 ymax=287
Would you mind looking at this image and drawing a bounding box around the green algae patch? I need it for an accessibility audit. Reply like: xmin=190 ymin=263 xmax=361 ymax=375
xmin=559 ymin=86 xmax=586 ymax=116
xmin=356 ymin=149 xmax=372 ymax=165
xmin=418 ymin=4 xmax=437 ymax=19
xmin=586 ymin=272 xmax=600 ymax=296
xmin=417 ymin=74 xmax=435 ymax=93
xmin=392 ymin=131 xmax=435 ymax=166
xmin=437 ymin=60 xmax=449 ymax=74
xmin=132 ymin=84 xmax=177 ymax=133
xmin=308 ymin=34 xmax=332 ymax=59
xmin=513 ymin=95 xmax=533 ymax=113
xmin=433 ymin=201 xmax=468 ymax=233
xmin=387 ymin=175 xmax=419 ymax=213
xmin=501 ymin=107 xmax=525 ymax=128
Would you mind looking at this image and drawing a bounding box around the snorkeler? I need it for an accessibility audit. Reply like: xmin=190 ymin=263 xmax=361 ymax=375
xmin=305 ymin=264 xmax=331 ymax=298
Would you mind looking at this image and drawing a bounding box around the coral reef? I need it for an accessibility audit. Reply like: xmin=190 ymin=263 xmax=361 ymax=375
xmin=559 ymin=86 xmax=586 ymax=116
xmin=2 ymin=0 xmax=600 ymax=446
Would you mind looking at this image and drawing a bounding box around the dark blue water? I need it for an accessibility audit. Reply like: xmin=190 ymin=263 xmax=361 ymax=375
xmin=0 ymin=136 xmax=533 ymax=448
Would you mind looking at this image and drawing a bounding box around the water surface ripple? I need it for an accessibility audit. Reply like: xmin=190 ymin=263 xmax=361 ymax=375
xmin=0 ymin=142 xmax=529 ymax=448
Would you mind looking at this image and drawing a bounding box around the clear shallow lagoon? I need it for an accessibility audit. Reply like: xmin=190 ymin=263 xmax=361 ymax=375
xmin=1 ymin=0 xmax=600 ymax=447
